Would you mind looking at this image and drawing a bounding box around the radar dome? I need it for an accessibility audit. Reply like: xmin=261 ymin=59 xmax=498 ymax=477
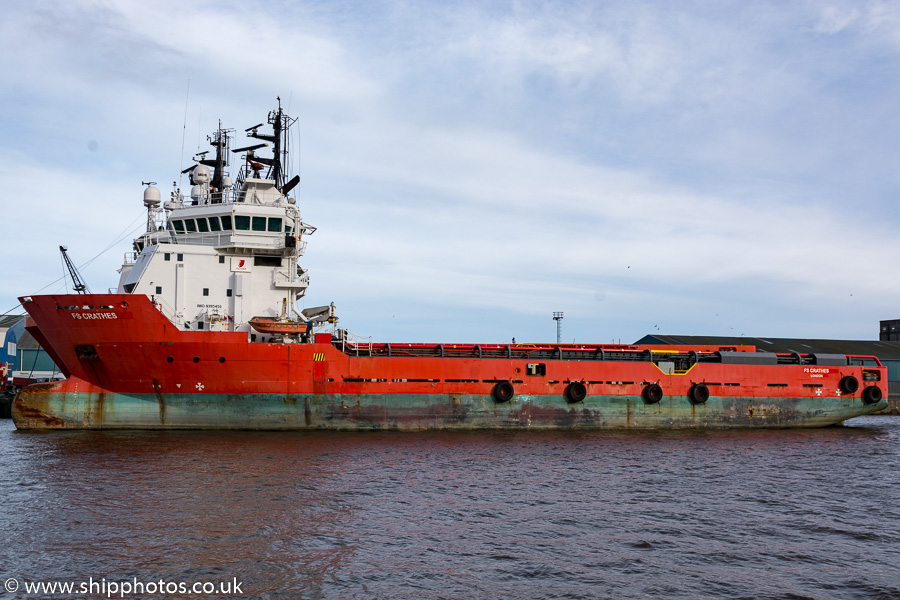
xmin=191 ymin=164 xmax=211 ymax=185
xmin=143 ymin=186 xmax=161 ymax=208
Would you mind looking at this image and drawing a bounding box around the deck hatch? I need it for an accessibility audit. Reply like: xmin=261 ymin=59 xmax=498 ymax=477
xmin=719 ymin=352 xmax=778 ymax=365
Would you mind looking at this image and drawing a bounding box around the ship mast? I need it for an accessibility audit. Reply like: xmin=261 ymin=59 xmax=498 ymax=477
xmin=245 ymin=96 xmax=297 ymax=189
xmin=241 ymin=99 xmax=307 ymax=324
xmin=197 ymin=120 xmax=231 ymax=196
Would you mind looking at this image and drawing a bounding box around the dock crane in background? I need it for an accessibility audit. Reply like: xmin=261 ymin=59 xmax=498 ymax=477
xmin=59 ymin=246 xmax=90 ymax=294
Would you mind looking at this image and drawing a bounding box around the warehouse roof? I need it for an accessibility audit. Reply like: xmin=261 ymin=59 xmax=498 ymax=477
xmin=634 ymin=334 xmax=900 ymax=360
xmin=0 ymin=315 xmax=24 ymax=329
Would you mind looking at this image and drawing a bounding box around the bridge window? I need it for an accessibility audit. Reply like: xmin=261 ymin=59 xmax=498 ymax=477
xmin=196 ymin=218 xmax=209 ymax=233
xmin=221 ymin=215 xmax=233 ymax=230
xmin=208 ymin=217 xmax=221 ymax=232
xmin=172 ymin=220 xmax=185 ymax=233
xmin=184 ymin=219 xmax=197 ymax=233
xmin=235 ymin=216 xmax=250 ymax=230
xmin=267 ymin=217 xmax=283 ymax=232
xmin=252 ymin=217 xmax=266 ymax=231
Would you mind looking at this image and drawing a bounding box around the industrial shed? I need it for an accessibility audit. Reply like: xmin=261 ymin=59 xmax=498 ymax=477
xmin=2 ymin=317 xmax=63 ymax=383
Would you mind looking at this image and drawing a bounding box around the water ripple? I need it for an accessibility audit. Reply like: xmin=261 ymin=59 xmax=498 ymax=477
xmin=1 ymin=417 xmax=898 ymax=599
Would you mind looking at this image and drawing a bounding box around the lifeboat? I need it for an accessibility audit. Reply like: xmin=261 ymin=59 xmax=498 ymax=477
xmin=249 ymin=317 xmax=307 ymax=335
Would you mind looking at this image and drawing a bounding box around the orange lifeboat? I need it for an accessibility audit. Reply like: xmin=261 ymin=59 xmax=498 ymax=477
xmin=249 ymin=317 xmax=307 ymax=335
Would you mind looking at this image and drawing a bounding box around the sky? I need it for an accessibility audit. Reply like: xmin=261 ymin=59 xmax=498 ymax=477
xmin=2 ymin=0 xmax=900 ymax=344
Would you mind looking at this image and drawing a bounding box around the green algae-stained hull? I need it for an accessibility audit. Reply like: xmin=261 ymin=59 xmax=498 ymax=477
xmin=14 ymin=385 xmax=888 ymax=430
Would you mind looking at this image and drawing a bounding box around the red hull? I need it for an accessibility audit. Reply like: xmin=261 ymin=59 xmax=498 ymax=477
xmin=12 ymin=293 xmax=889 ymax=430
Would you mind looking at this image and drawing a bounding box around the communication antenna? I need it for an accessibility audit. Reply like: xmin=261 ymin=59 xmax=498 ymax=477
xmin=178 ymin=78 xmax=191 ymax=190
xmin=553 ymin=312 xmax=564 ymax=344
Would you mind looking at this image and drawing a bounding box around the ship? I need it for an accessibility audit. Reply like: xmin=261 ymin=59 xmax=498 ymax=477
xmin=12 ymin=100 xmax=889 ymax=430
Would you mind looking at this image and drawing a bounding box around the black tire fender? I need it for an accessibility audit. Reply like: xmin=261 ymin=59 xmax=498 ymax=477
xmin=642 ymin=383 xmax=663 ymax=404
xmin=492 ymin=381 xmax=514 ymax=403
xmin=689 ymin=383 xmax=710 ymax=405
xmin=840 ymin=376 xmax=860 ymax=395
xmin=565 ymin=381 xmax=587 ymax=403
xmin=862 ymin=385 xmax=883 ymax=405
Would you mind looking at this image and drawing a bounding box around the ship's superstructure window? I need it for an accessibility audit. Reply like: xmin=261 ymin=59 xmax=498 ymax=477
xmin=164 ymin=253 xmax=171 ymax=261
xmin=197 ymin=218 xmax=209 ymax=233
xmin=156 ymin=286 xmax=162 ymax=294
xmin=177 ymin=253 xmax=183 ymax=261
xmin=209 ymin=217 xmax=221 ymax=232
xmin=235 ymin=216 xmax=250 ymax=230
xmin=254 ymin=256 xmax=282 ymax=267
xmin=203 ymin=288 xmax=209 ymax=296
xmin=173 ymin=220 xmax=185 ymax=233
xmin=226 ymin=289 xmax=232 ymax=297
xmin=267 ymin=218 xmax=283 ymax=232
xmin=218 ymin=256 xmax=225 ymax=264
xmin=184 ymin=219 xmax=197 ymax=233
xmin=252 ymin=217 xmax=266 ymax=231
xmin=221 ymin=216 xmax=232 ymax=230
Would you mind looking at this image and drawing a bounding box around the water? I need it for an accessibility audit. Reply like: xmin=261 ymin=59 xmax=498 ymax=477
xmin=1 ymin=417 xmax=898 ymax=600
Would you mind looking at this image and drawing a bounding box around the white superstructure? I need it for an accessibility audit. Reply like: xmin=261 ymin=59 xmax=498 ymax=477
xmin=116 ymin=99 xmax=330 ymax=339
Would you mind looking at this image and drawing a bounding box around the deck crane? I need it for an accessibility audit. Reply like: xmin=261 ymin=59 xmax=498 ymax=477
xmin=59 ymin=246 xmax=91 ymax=294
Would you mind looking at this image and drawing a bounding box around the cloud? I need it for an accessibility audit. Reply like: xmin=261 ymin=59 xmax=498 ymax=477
xmin=813 ymin=5 xmax=862 ymax=34
xmin=2 ymin=0 xmax=900 ymax=344
xmin=0 ymin=150 xmax=143 ymax=309
xmin=298 ymin=115 xmax=899 ymax=341
xmin=813 ymin=1 xmax=900 ymax=41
